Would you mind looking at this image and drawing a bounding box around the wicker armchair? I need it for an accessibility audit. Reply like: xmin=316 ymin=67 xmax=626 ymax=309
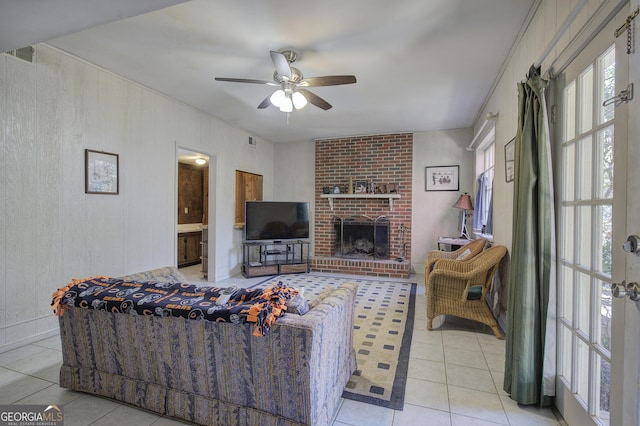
xmin=425 ymin=238 xmax=487 ymax=281
xmin=426 ymin=245 xmax=507 ymax=339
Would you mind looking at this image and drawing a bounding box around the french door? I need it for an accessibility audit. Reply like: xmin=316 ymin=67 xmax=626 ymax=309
xmin=554 ymin=6 xmax=638 ymax=425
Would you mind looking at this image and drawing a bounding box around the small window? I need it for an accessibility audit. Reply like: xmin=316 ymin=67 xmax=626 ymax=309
xmin=474 ymin=139 xmax=494 ymax=236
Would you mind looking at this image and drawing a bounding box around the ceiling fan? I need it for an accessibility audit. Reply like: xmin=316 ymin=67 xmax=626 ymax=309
xmin=215 ymin=50 xmax=357 ymax=112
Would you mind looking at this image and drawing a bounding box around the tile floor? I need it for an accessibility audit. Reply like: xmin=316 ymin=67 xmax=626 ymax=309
xmin=0 ymin=267 xmax=563 ymax=425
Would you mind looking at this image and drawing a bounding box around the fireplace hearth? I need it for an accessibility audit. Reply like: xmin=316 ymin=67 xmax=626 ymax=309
xmin=333 ymin=215 xmax=390 ymax=259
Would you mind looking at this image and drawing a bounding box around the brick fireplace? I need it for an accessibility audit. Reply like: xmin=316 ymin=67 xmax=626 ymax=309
xmin=312 ymin=133 xmax=412 ymax=278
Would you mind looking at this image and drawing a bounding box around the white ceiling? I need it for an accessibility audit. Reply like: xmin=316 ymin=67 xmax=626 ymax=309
xmin=2 ymin=0 xmax=536 ymax=143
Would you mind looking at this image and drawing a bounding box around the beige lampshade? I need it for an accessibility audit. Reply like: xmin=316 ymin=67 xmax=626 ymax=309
xmin=453 ymin=193 xmax=473 ymax=210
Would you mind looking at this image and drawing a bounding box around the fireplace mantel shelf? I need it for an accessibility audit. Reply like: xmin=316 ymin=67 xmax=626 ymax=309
xmin=320 ymin=193 xmax=401 ymax=211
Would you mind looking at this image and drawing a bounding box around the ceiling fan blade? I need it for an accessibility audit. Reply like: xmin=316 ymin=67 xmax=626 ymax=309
xmin=257 ymin=94 xmax=272 ymax=109
xmin=298 ymin=89 xmax=332 ymax=110
xmin=215 ymin=77 xmax=277 ymax=86
xmin=270 ymin=51 xmax=292 ymax=80
xmin=299 ymin=75 xmax=357 ymax=87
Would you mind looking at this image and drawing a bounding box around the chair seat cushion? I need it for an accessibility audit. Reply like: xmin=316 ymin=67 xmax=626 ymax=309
xmin=467 ymin=285 xmax=483 ymax=300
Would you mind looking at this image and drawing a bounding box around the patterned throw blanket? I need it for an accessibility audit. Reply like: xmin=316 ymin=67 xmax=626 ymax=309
xmin=52 ymin=277 xmax=297 ymax=336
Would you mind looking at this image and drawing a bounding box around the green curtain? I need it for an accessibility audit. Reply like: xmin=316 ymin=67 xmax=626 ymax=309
xmin=503 ymin=65 xmax=557 ymax=406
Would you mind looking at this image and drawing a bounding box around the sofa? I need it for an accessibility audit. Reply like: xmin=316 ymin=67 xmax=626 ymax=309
xmin=55 ymin=267 xmax=357 ymax=426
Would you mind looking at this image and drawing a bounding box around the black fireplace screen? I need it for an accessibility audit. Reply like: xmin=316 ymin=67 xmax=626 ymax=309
xmin=333 ymin=215 xmax=390 ymax=259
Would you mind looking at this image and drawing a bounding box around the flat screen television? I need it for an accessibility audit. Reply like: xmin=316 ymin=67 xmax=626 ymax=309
xmin=244 ymin=201 xmax=310 ymax=242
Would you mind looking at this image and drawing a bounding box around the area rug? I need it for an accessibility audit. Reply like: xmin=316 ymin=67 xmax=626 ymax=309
xmin=255 ymin=274 xmax=416 ymax=410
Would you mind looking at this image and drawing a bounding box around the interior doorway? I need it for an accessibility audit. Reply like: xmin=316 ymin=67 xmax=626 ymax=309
xmin=177 ymin=147 xmax=210 ymax=280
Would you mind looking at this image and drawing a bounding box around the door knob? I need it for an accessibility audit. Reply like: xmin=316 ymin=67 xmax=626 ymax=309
xmin=612 ymin=281 xmax=628 ymax=298
xmin=612 ymin=281 xmax=640 ymax=301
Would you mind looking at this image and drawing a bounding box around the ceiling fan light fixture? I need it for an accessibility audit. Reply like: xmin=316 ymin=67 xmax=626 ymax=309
xmin=279 ymin=97 xmax=293 ymax=113
xmin=270 ymin=89 xmax=285 ymax=108
xmin=292 ymin=91 xmax=307 ymax=109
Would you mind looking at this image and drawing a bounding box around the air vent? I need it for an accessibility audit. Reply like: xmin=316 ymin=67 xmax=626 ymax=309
xmin=4 ymin=46 xmax=34 ymax=63
xmin=248 ymin=137 xmax=257 ymax=147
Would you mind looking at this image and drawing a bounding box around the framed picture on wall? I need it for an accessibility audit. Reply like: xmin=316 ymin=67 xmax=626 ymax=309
xmin=85 ymin=149 xmax=119 ymax=194
xmin=505 ymin=138 xmax=515 ymax=182
xmin=425 ymin=165 xmax=459 ymax=191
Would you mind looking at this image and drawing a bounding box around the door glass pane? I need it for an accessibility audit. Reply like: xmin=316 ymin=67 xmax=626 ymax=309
xmin=597 ymin=205 xmax=613 ymax=277
xmin=597 ymin=279 xmax=612 ymax=351
xmin=579 ymin=66 xmax=593 ymax=134
xmin=559 ymin=324 xmax=573 ymax=384
xmin=597 ymin=126 xmax=614 ymax=199
xmin=578 ymin=206 xmax=592 ymax=268
xmin=565 ymin=81 xmax=577 ymax=141
xmin=576 ymin=272 xmax=591 ymax=333
xmin=564 ymin=143 xmax=575 ymax=201
xmin=599 ymin=355 xmax=611 ymax=425
xmin=561 ymin=206 xmax=574 ymax=261
xmin=560 ymin=265 xmax=574 ymax=321
xmin=578 ymin=137 xmax=593 ymax=199
xmin=576 ymin=338 xmax=590 ymax=403
xmin=599 ymin=46 xmax=616 ymax=124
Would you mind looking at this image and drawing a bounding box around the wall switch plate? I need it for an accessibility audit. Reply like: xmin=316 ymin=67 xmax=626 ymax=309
xmin=184 ymin=207 xmax=188 ymax=214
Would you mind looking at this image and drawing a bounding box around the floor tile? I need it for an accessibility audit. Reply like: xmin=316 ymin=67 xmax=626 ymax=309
xmin=404 ymin=377 xmax=449 ymax=411
xmin=407 ymin=358 xmax=446 ymax=383
xmin=0 ymin=344 xmax=46 ymax=366
xmin=445 ymin=364 xmax=496 ymax=393
xmin=90 ymin=403 xmax=162 ymax=426
xmin=442 ymin=332 xmax=482 ymax=352
xmin=451 ymin=413 xmax=507 ymax=426
xmin=444 ymin=347 xmax=488 ymax=370
xmin=150 ymin=416 xmax=193 ymax=425
xmin=14 ymin=383 xmax=83 ymax=405
xmin=490 ymin=371 xmax=509 ymax=397
xmin=410 ymin=340 xmax=444 ymax=362
xmin=334 ymin=399 xmax=394 ymax=426
xmin=392 ymin=404 xmax=451 ymax=426
xmin=448 ymin=385 xmax=509 ymax=425
xmin=485 ymin=353 xmax=506 ymax=373
xmin=61 ymin=394 xmax=122 ymax=426
xmin=0 ymin=371 xmax=52 ymax=404
xmin=3 ymin=347 xmax=62 ymax=380
xmin=33 ymin=335 xmax=63 ymax=351
xmin=499 ymin=395 xmax=561 ymax=425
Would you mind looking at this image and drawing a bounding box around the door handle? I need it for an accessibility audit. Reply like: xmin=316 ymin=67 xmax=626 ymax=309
xmin=611 ymin=281 xmax=640 ymax=301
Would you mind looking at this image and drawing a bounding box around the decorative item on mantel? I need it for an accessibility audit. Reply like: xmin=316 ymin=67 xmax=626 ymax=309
xmin=355 ymin=180 xmax=368 ymax=193
xmin=347 ymin=176 xmax=354 ymax=194
xmin=452 ymin=192 xmax=473 ymax=239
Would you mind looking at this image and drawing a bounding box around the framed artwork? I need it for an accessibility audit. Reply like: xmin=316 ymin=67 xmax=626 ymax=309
xmin=505 ymin=138 xmax=515 ymax=182
xmin=85 ymin=149 xmax=119 ymax=194
xmin=425 ymin=165 xmax=459 ymax=191
xmin=355 ymin=180 xmax=368 ymax=193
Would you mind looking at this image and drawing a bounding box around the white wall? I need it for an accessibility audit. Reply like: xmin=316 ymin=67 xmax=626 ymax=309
xmin=412 ymin=129 xmax=474 ymax=273
xmin=0 ymin=44 xmax=274 ymax=351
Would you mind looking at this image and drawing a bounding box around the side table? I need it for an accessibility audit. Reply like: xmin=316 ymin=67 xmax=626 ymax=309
xmin=437 ymin=237 xmax=473 ymax=252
